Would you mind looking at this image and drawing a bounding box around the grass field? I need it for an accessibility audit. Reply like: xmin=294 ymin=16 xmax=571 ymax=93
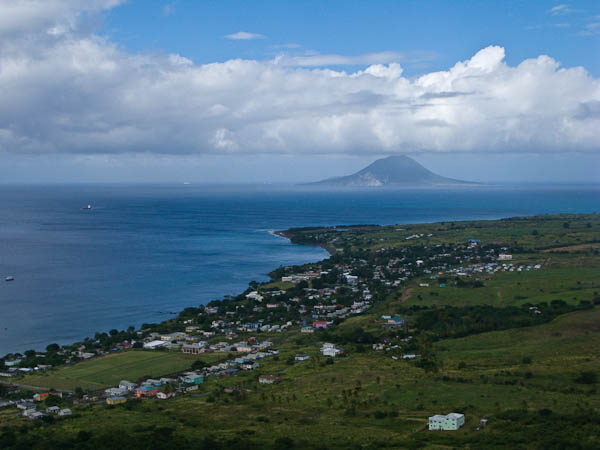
xmin=334 ymin=214 xmax=600 ymax=253
xmin=8 ymin=308 xmax=598 ymax=449
xmin=402 ymin=266 xmax=600 ymax=308
xmin=20 ymin=351 xmax=200 ymax=391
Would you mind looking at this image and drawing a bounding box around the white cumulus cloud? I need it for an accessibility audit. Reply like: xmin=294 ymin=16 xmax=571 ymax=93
xmin=0 ymin=3 xmax=599 ymax=158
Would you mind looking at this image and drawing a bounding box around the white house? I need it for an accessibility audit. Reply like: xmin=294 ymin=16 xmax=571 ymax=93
xmin=258 ymin=375 xmax=281 ymax=384
xmin=105 ymin=387 xmax=128 ymax=397
xmin=321 ymin=343 xmax=344 ymax=357
xmin=157 ymin=392 xmax=176 ymax=400
xmin=182 ymin=342 xmax=207 ymax=355
xmin=241 ymin=362 xmax=260 ymax=370
xmin=428 ymin=413 xmax=465 ymax=430
xmin=119 ymin=380 xmax=137 ymax=392
xmin=143 ymin=340 xmax=169 ymax=350
xmin=345 ymin=274 xmax=358 ymax=285
xmin=245 ymin=291 xmax=264 ymax=301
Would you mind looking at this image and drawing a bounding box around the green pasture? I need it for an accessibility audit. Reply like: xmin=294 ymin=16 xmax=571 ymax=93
xmin=404 ymin=266 xmax=600 ymax=308
xmin=20 ymin=351 xmax=201 ymax=391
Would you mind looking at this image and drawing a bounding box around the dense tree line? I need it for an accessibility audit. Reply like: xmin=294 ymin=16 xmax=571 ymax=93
xmin=410 ymin=300 xmax=592 ymax=340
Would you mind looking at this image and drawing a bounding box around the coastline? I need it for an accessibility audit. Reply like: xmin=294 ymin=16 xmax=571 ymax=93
xmin=3 ymin=184 xmax=600 ymax=358
xmin=2 ymin=228 xmax=333 ymax=359
xmin=4 ymin=212 xmax=597 ymax=362
xmin=272 ymin=229 xmax=336 ymax=257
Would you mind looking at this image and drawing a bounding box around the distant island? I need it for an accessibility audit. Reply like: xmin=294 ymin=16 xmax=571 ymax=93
xmin=306 ymin=155 xmax=479 ymax=187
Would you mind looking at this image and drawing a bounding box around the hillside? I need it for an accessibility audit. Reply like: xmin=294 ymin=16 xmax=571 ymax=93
xmin=1 ymin=214 xmax=599 ymax=450
xmin=307 ymin=155 xmax=477 ymax=187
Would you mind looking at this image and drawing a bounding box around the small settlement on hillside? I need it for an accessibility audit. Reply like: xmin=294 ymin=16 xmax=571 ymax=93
xmin=1 ymin=228 xmax=550 ymax=419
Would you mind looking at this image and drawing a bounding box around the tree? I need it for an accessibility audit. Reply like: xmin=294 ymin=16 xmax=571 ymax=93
xmin=77 ymin=431 xmax=92 ymax=442
xmin=274 ymin=436 xmax=295 ymax=450
xmin=46 ymin=343 xmax=60 ymax=353
xmin=191 ymin=360 xmax=208 ymax=371
xmin=75 ymin=386 xmax=84 ymax=398
xmin=575 ymin=371 xmax=597 ymax=384
xmin=44 ymin=395 xmax=62 ymax=407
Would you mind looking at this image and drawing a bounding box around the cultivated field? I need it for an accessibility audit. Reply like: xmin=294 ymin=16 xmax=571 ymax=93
xmin=21 ymin=351 xmax=200 ymax=391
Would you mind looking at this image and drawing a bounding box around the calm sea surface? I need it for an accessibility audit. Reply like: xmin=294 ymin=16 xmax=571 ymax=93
xmin=0 ymin=184 xmax=598 ymax=355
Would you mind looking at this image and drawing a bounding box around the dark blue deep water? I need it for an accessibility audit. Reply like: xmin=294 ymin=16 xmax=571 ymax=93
xmin=0 ymin=184 xmax=598 ymax=355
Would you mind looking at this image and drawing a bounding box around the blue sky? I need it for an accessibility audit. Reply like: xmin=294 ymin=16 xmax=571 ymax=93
xmin=104 ymin=0 xmax=600 ymax=76
xmin=0 ymin=0 xmax=598 ymax=183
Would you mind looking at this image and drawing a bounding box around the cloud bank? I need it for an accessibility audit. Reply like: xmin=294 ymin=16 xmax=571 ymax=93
xmin=0 ymin=1 xmax=599 ymax=157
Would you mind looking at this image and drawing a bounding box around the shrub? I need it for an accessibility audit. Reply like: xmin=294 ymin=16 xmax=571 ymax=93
xmin=575 ymin=371 xmax=597 ymax=384
xmin=374 ymin=410 xmax=388 ymax=419
xmin=274 ymin=436 xmax=295 ymax=449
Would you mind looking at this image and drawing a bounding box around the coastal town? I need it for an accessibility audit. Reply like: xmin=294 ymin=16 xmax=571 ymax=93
xmin=0 ymin=215 xmax=598 ymax=449
xmin=1 ymin=223 xmax=549 ymax=416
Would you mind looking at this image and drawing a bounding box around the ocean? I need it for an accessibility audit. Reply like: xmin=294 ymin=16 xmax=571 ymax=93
xmin=0 ymin=183 xmax=599 ymax=356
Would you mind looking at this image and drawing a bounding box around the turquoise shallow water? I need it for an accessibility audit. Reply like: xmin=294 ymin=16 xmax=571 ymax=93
xmin=0 ymin=183 xmax=598 ymax=355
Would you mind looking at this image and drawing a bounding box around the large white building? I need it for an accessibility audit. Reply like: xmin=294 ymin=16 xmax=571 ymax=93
xmin=428 ymin=413 xmax=465 ymax=430
xmin=143 ymin=340 xmax=169 ymax=350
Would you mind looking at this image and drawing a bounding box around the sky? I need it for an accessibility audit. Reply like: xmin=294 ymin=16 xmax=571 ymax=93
xmin=0 ymin=0 xmax=599 ymax=183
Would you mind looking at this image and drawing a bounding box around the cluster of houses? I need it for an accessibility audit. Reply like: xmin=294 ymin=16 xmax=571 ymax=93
xmin=444 ymin=260 xmax=542 ymax=277
xmin=3 ymin=392 xmax=73 ymax=420
xmin=0 ymin=362 xmax=52 ymax=378
xmin=280 ymin=271 xmax=323 ymax=283
xmin=103 ymin=373 xmax=205 ymax=405
xmin=203 ymin=345 xmax=279 ymax=378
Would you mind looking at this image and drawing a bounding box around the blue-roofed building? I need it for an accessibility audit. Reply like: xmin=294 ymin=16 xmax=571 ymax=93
xmin=384 ymin=316 xmax=406 ymax=327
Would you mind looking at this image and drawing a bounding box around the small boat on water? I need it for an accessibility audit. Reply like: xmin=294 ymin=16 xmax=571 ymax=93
xmin=81 ymin=204 xmax=92 ymax=210
xmin=5 ymin=276 xmax=14 ymax=282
